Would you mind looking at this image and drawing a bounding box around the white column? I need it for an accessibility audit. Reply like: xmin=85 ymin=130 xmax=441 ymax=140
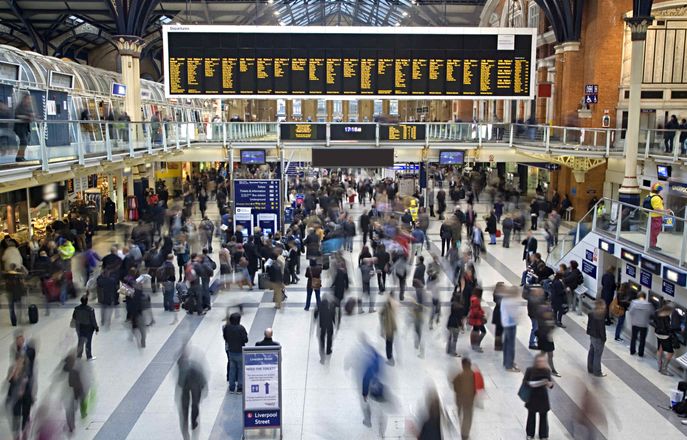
xmin=620 ymin=18 xmax=652 ymax=205
xmin=116 ymin=170 xmax=125 ymax=223
xmin=148 ymin=162 xmax=156 ymax=189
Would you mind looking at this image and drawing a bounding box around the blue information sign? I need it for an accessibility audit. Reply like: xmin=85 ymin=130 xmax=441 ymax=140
xmin=244 ymin=410 xmax=282 ymax=428
xmin=626 ymin=264 xmax=636 ymax=278
xmin=640 ymin=269 xmax=652 ymax=289
xmin=662 ymin=280 xmax=676 ymax=297
xmin=581 ymin=260 xmax=597 ymax=279
xmin=234 ymin=179 xmax=282 ymax=235
xmin=585 ymin=249 xmax=594 ymax=262
xmin=243 ymin=347 xmax=282 ymax=434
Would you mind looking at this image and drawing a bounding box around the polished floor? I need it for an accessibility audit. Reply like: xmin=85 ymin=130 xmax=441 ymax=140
xmin=0 ymin=198 xmax=685 ymax=440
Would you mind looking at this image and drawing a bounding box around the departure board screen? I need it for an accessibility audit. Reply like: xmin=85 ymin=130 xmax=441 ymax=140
xmin=280 ymin=123 xmax=327 ymax=141
xmin=164 ymin=26 xmax=535 ymax=99
xmin=379 ymin=124 xmax=426 ymax=141
xmin=329 ymin=124 xmax=377 ymax=141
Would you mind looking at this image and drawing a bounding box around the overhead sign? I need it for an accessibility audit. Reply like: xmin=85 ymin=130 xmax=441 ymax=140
xmin=379 ymin=123 xmax=426 ymax=141
xmin=234 ymin=179 xmax=281 ymax=235
xmin=243 ymin=346 xmax=282 ymax=433
xmin=163 ymin=25 xmax=536 ymax=99
xmin=279 ymin=123 xmax=326 ymax=141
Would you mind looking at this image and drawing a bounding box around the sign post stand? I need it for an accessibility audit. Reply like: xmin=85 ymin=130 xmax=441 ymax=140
xmin=242 ymin=346 xmax=282 ymax=439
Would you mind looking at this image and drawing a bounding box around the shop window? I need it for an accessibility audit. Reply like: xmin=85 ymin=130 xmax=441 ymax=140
xmin=276 ymin=99 xmax=286 ymax=117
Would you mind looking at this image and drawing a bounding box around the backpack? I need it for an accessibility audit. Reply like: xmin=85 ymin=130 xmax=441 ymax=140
xmin=643 ymin=194 xmax=660 ymax=210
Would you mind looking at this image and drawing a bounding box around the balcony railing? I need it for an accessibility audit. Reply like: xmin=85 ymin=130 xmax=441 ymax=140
xmin=0 ymin=120 xmax=684 ymax=173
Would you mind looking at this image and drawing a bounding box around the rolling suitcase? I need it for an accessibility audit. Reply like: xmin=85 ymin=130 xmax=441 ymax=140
xmin=28 ymin=304 xmax=38 ymax=324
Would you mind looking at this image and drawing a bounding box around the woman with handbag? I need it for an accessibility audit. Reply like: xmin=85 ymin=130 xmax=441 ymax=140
xmin=521 ymin=354 xmax=554 ymax=440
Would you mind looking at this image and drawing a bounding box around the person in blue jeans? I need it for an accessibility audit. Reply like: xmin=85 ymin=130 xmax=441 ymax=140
xmin=223 ymin=312 xmax=248 ymax=393
xmin=500 ymin=291 xmax=522 ymax=372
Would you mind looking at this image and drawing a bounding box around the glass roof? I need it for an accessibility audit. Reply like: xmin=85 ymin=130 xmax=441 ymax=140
xmin=273 ymin=0 xmax=416 ymax=26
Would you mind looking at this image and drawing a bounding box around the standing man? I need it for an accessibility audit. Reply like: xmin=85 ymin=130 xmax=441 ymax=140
xmin=103 ymin=196 xmax=116 ymax=231
xmin=664 ymin=114 xmax=679 ymax=153
xmin=360 ymin=209 xmax=371 ymax=246
xmin=437 ymin=187 xmax=447 ymax=220
xmin=223 ymin=312 xmax=248 ymax=393
xmin=628 ymin=292 xmax=653 ymax=357
xmin=451 ymin=357 xmax=477 ymax=440
xmin=72 ymin=295 xmax=99 ymax=360
xmin=256 ymin=328 xmax=280 ymax=346
xmin=501 ymin=214 xmax=513 ymax=248
xmin=645 ymin=183 xmax=671 ymax=250
xmin=586 ymin=299 xmax=608 ymax=377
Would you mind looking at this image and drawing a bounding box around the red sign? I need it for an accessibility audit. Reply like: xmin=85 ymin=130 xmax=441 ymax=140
xmin=538 ymin=83 xmax=552 ymax=98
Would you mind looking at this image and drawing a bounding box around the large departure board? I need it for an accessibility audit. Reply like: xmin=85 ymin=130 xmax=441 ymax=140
xmin=163 ymin=25 xmax=536 ymax=99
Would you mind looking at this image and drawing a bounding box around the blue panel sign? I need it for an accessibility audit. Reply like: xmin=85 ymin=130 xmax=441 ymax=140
xmin=585 ymin=249 xmax=594 ymax=262
xmin=640 ymin=269 xmax=652 ymax=289
xmin=662 ymin=280 xmax=676 ymax=297
xmin=234 ymin=179 xmax=282 ymax=234
xmin=581 ymin=260 xmax=597 ymax=279
xmin=626 ymin=264 xmax=636 ymax=278
xmin=111 ymin=82 xmax=126 ymax=96
xmin=244 ymin=410 xmax=281 ymax=428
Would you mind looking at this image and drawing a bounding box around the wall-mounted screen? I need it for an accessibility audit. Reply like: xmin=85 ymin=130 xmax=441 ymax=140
xmin=657 ymin=165 xmax=671 ymax=180
xmin=439 ymin=150 xmax=465 ymax=165
xmin=240 ymin=149 xmax=266 ymax=165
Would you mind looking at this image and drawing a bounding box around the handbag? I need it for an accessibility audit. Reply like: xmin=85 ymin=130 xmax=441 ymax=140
xmin=496 ymin=230 xmax=502 ymax=238
xmin=517 ymin=382 xmax=531 ymax=403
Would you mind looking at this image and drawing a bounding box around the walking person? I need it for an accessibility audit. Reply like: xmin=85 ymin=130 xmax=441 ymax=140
xmin=485 ymin=210 xmax=498 ymax=245
xmin=586 ymin=299 xmax=608 ymax=377
xmin=176 ymin=348 xmax=208 ymax=440
xmin=655 ymin=304 xmax=677 ymax=376
xmin=612 ymin=283 xmax=632 ymax=341
xmin=601 ymin=266 xmax=617 ymax=325
xmin=380 ymin=294 xmax=398 ymax=365
xmin=468 ymin=287 xmax=487 ymax=352
xmin=318 ymin=294 xmax=336 ymax=363
xmin=451 ymin=357 xmax=480 ymax=440
xmin=374 ymin=244 xmax=390 ymax=294
xmin=440 ymin=220 xmax=453 ymax=257
xmin=501 ymin=214 xmax=513 ymax=248
xmin=359 ymin=246 xmax=375 ymax=313
xmin=471 ymin=225 xmax=485 ymax=263
xmin=628 ymin=292 xmax=653 ymax=357
xmin=447 ymin=299 xmax=465 ymax=356
xmin=522 ymin=354 xmax=555 ymax=440
xmin=223 ymin=311 xmax=247 ymax=393
xmin=158 ymin=254 xmax=177 ymax=312
xmin=304 ymin=259 xmax=322 ymax=312
xmin=13 ymin=94 xmax=33 ymax=162
xmin=522 ymin=231 xmax=538 ymax=268
xmin=413 ymin=256 xmax=426 ymax=306
xmin=71 ymin=296 xmax=99 ymax=361
xmin=537 ymin=303 xmax=561 ymax=377
xmin=550 ymin=271 xmax=567 ymax=328
xmin=501 ymin=289 xmax=523 ymax=372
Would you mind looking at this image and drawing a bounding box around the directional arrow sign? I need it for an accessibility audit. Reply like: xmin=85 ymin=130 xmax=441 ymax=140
xmin=265 ymin=382 xmax=270 ymax=395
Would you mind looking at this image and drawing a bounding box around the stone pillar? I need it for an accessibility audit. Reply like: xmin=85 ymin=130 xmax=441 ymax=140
xmin=114 ymin=36 xmax=145 ymax=122
xmin=107 ymin=174 xmax=114 ymax=199
xmin=620 ymin=16 xmax=653 ymax=206
xmin=116 ymin=169 xmax=125 ymax=223
xmin=148 ymin=163 xmax=156 ymax=190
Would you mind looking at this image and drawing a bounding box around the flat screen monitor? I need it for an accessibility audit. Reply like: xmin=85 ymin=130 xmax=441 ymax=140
xmin=657 ymin=164 xmax=671 ymax=180
xmin=439 ymin=150 xmax=464 ymax=165
xmin=240 ymin=150 xmax=266 ymax=165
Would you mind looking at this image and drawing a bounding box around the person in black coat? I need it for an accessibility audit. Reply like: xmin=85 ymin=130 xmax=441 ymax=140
xmin=492 ymin=284 xmax=505 ymax=351
xmin=522 ymin=354 xmax=554 ymax=440
xmin=550 ymin=272 xmax=567 ymax=328
xmin=72 ymin=295 xmax=99 ymax=360
xmin=522 ymin=231 xmax=538 ymax=264
xmin=223 ymin=312 xmax=248 ymax=390
xmin=318 ymin=294 xmax=335 ymax=362
xmin=103 ymin=197 xmax=116 ymax=231
xmin=331 ymin=260 xmax=349 ymax=327
xmin=255 ymin=328 xmax=280 ymax=346
xmin=96 ymin=269 xmax=119 ymax=329
xmin=486 ymin=210 xmax=498 ymax=245
xmin=600 ymin=267 xmax=617 ymax=325
xmin=374 ymin=245 xmax=390 ymax=294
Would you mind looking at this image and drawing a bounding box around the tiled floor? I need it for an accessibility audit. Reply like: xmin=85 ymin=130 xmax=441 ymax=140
xmin=0 ymin=198 xmax=685 ymax=439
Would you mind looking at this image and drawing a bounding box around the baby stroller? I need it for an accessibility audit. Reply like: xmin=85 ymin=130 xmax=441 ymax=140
xmin=176 ymin=282 xmax=195 ymax=312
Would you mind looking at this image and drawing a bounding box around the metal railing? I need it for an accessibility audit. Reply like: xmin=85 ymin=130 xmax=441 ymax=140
xmin=547 ymin=196 xmax=687 ymax=268
xmin=0 ymin=119 xmax=684 ymax=173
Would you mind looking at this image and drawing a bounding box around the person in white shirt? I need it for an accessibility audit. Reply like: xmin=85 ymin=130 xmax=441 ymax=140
xmin=500 ymin=289 xmax=526 ymax=372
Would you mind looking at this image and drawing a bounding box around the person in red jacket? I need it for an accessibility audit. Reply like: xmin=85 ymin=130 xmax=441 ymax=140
xmin=468 ymin=287 xmax=487 ymax=352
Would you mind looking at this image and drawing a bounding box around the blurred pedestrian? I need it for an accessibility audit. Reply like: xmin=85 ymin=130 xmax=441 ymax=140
xmin=71 ymin=295 xmax=99 ymax=361
xmin=522 ymin=354 xmax=554 ymax=440
xmin=586 ymin=299 xmax=607 ymax=377
xmin=451 ymin=357 xmax=478 ymax=440
xmin=176 ymin=348 xmax=208 ymax=439
xmin=380 ymin=294 xmax=398 ymax=365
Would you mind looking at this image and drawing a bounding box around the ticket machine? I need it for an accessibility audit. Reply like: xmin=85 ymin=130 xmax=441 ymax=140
xmin=234 ymin=207 xmax=253 ymax=242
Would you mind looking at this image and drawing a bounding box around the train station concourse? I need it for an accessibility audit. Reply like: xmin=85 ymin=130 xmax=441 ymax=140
xmin=2 ymin=0 xmax=687 ymax=439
